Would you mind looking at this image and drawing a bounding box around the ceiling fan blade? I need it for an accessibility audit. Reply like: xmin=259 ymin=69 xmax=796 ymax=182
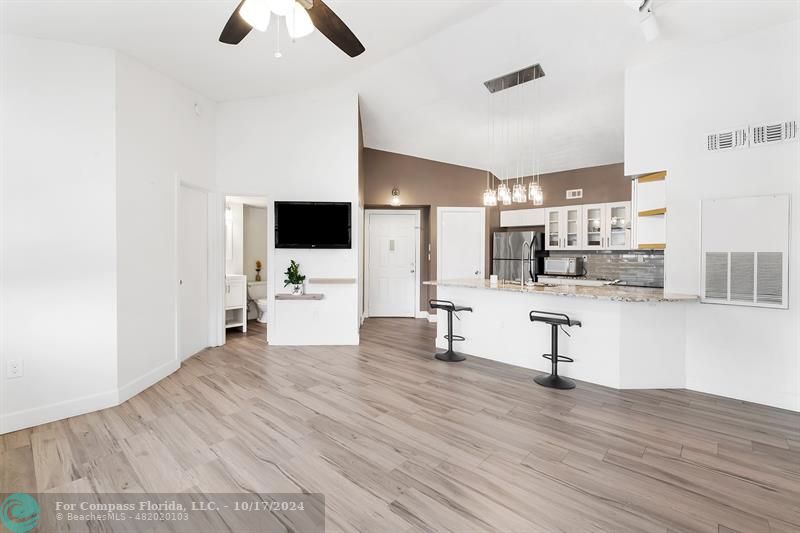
xmin=219 ymin=0 xmax=253 ymax=45
xmin=306 ymin=0 xmax=365 ymax=58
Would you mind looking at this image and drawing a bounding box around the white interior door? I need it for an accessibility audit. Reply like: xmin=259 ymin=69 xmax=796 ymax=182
xmin=438 ymin=207 xmax=486 ymax=280
xmin=178 ymin=185 xmax=209 ymax=360
xmin=367 ymin=211 xmax=418 ymax=317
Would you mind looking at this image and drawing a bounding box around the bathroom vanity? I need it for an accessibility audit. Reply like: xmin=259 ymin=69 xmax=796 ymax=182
xmin=225 ymin=274 xmax=247 ymax=332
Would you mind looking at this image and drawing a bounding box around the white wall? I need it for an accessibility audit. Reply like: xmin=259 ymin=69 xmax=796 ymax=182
xmin=625 ymin=21 xmax=800 ymax=411
xmin=0 ymin=35 xmax=118 ymax=432
xmin=0 ymin=37 xmax=217 ymax=433
xmin=225 ymin=201 xmax=244 ymax=276
xmin=216 ymin=87 xmax=360 ymax=345
xmin=115 ymin=52 xmax=216 ymax=400
xmin=243 ymin=205 xmax=267 ymax=282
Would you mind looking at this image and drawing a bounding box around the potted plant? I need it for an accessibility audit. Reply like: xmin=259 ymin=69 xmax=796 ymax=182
xmin=283 ymin=260 xmax=306 ymax=295
xmin=255 ymin=260 xmax=262 ymax=282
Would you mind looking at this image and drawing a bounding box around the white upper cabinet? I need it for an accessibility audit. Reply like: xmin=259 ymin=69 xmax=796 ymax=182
xmin=545 ymin=206 xmax=582 ymax=250
xmin=499 ymin=208 xmax=546 ymax=227
xmin=606 ymin=202 xmax=632 ymax=250
xmin=545 ymin=201 xmax=632 ymax=251
xmin=582 ymin=204 xmax=605 ymax=250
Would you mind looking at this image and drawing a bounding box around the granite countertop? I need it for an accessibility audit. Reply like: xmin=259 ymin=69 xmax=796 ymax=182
xmin=423 ymin=279 xmax=698 ymax=303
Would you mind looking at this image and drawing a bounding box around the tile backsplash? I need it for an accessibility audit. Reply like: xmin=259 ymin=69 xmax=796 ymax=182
xmin=549 ymin=250 xmax=665 ymax=288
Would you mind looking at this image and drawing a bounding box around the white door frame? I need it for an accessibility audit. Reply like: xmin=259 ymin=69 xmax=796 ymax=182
xmin=364 ymin=209 xmax=422 ymax=318
xmin=212 ymin=193 xmax=273 ymax=346
xmin=436 ymin=206 xmax=486 ymax=280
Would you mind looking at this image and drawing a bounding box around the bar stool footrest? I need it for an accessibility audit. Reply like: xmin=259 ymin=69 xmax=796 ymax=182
xmin=444 ymin=334 xmax=465 ymax=342
xmin=542 ymin=353 xmax=574 ymax=364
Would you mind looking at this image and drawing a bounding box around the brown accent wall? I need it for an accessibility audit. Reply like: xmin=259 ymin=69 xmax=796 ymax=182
xmin=363 ymin=148 xmax=627 ymax=313
xmin=497 ymin=163 xmax=629 ymax=213
xmin=363 ymin=149 xmax=496 ymax=312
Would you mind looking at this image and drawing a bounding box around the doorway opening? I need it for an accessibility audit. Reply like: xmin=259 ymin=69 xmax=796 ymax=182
xmin=224 ymin=195 xmax=268 ymax=341
xmin=364 ymin=209 xmax=421 ymax=318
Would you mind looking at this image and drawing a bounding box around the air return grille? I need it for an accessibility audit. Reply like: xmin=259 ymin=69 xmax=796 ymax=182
xmin=703 ymin=251 xmax=786 ymax=307
xmin=700 ymin=195 xmax=789 ymax=309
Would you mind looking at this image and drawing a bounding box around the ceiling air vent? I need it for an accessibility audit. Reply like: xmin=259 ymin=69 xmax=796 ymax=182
xmin=752 ymin=120 xmax=798 ymax=146
xmin=706 ymin=126 xmax=748 ymax=152
xmin=566 ymin=189 xmax=583 ymax=200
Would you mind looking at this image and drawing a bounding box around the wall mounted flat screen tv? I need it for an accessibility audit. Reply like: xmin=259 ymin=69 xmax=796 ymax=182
xmin=275 ymin=201 xmax=352 ymax=249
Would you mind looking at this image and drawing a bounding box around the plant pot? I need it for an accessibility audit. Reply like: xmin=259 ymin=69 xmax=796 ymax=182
xmin=291 ymin=284 xmax=304 ymax=295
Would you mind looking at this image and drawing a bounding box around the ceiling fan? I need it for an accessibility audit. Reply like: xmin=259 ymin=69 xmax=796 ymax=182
xmin=219 ymin=0 xmax=365 ymax=58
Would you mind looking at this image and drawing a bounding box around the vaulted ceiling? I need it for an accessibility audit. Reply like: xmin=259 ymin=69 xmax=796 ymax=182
xmin=3 ymin=0 xmax=798 ymax=175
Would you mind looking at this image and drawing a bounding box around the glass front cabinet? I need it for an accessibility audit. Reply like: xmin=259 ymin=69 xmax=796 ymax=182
xmin=580 ymin=202 xmax=631 ymax=250
xmin=545 ymin=206 xmax=582 ymax=250
xmin=605 ymin=201 xmax=632 ymax=250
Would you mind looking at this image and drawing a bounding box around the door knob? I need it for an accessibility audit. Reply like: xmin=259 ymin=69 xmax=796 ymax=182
xmin=410 ymin=270 xmax=415 ymax=273
xmin=474 ymin=270 xmax=480 ymax=275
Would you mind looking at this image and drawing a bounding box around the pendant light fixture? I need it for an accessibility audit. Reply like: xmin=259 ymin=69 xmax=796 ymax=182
xmin=481 ymin=64 xmax=545 ymax=207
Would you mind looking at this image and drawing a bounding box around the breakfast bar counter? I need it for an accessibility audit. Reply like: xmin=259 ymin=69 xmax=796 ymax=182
xmin=424 ymin=279 xmax=698 ymax=389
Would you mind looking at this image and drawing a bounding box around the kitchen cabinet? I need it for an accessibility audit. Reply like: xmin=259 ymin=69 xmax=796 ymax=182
xmin=606 ymin=202 xmax=632 ymax=249
xmin=581 ymin=202 xmax=632 ymax=250
xmin=545 ymin=206 xmax=582 ymax=250
xmin=225 ymin=275 xmax=247 ymax=332
xmin=500 ymin=208 xmax=545 ymax=227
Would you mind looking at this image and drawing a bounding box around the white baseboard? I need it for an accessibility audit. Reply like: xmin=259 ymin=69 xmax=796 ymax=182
xmin=118 ymin=359 xmax=180 ymax=404
xmin=1 ymin=359 xmax=180 ymax=435
xmin=1 ymin=388 xmax=118 ymax=435
xmin=427 ymin=312 xmax=438 ymax=323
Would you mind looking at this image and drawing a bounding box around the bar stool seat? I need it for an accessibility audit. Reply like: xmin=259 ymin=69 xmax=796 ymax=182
xmin=430 ymin=299 xmax=472 ymax=362
xmin=530 ymin=310 xmax=581 ymax=389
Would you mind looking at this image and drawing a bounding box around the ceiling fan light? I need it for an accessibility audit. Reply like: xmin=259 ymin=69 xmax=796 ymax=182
xmin=270 ymin=0 xmax=294 ymax=17
xmin=287 ymin=2 xmax=315 ymax=39
xmin=239 ymin=0 xmax=271 ymax=32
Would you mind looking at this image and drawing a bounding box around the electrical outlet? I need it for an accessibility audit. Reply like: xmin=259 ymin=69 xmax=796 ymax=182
xmin=6 ymin=359 xmax=23 ymax=379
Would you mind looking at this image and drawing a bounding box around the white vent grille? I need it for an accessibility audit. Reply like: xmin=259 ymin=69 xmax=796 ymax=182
xmin=752 ymin=120 xmax=798 ymax=146
xmin=566 ymin=189 xmax=583 ymax=200
xmin=730 ymin=252 xmax=754 ymax=302
xmin=704 ymin=253 xmax=728 ymax=300
xmin=757 ymin=252 xmax=783 ymax=304
xmin=707 ymin=127 xmax=748 ymax=151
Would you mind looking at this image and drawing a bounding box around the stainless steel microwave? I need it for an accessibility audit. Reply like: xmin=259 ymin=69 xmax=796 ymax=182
xmin=544 ymin=257 xmax=584 ymax=276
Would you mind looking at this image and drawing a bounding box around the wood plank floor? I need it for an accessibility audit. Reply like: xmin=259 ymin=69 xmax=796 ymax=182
xmin=2 ymin=318 xmax=799 ymax=532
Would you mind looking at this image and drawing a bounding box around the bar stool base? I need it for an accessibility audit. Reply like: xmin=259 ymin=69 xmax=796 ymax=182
xmin=435 ymin=350 xmax=466 ymax=362
xmin=534 ymin=373 xmax=576 ymax=390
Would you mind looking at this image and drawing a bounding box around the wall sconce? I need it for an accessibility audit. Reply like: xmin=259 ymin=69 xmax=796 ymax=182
xmin=390 ymin=188 xmax=401 ymax=206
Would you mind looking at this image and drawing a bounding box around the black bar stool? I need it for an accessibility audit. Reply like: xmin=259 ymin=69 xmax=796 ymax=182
xmin=529 ymin=310 xmax=582 ymax=389
xmin=429 ymin=299 xmax=473 ymax=362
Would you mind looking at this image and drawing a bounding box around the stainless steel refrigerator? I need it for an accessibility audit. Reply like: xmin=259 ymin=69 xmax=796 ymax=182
xmin=492 ymin=231 xmax=545 ymax=283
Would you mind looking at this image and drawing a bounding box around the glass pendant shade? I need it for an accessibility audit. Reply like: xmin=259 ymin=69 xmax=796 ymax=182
xmin=497 ymin=182 xmax=511 ymax=203
xmin=483 ymin=189 xmax=497 ymax=207
xmin=240 ymin=0 xmax=271 ymax=31
xmin=270 ymin=0 xmax=295 ymax=16
xmin=287 ymin=2 xmax=315 ymax=39
xmin=529 ymin=182 xmax=544 ymax=206
xmin=512 ymin=183 xmax=527 ymax=203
